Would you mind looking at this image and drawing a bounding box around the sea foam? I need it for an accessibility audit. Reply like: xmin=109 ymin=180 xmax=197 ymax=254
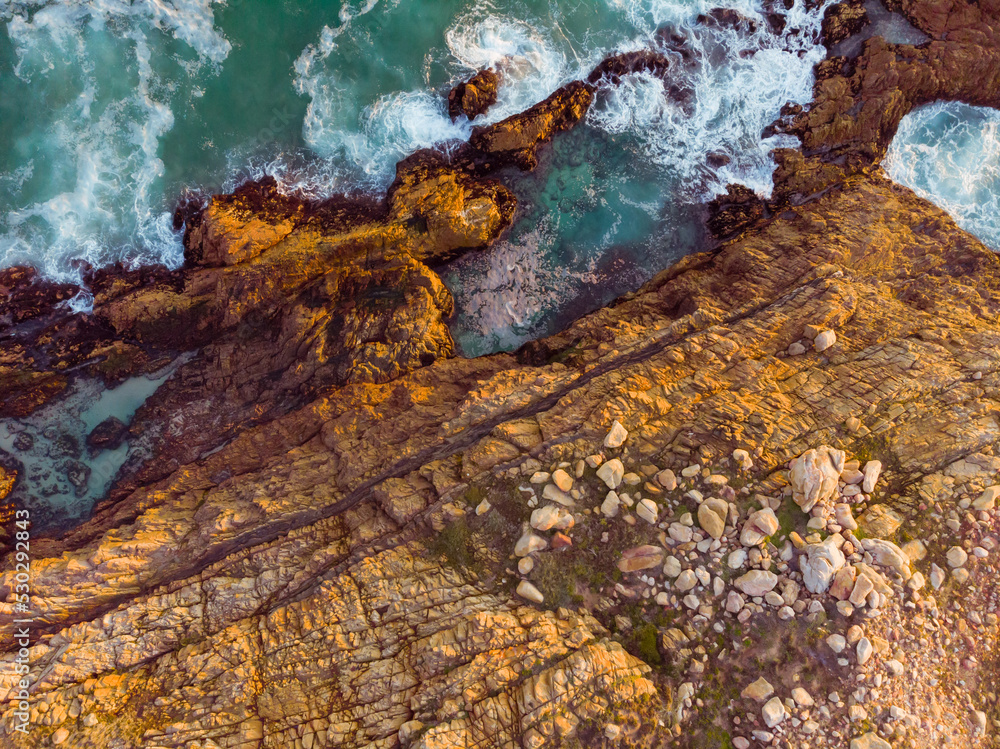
xmin=886 ymin=102 xmax=1000 ymax=250
xmin=2 ymin=0 xmax=834 ymax=295
xmin=0 ymin=0 xmax=230 ymax=281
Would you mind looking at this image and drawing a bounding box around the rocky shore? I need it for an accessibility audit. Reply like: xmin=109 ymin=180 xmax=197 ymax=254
xmin=1 ymin=0 xmax=999 ymax=746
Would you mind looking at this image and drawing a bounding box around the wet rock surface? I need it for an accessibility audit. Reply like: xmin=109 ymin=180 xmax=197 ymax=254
xmin=587 ymin=50 xmax=673 ymax=85
xmin=822 ymin=0 xmax=870 ymax=47
xmin=706 ymin=183 xmax=767 ymax=238
xmin=85 ymin=417 xmax=127 ymax=451
xmin=447 ymin=68 xmax=500 ymax=121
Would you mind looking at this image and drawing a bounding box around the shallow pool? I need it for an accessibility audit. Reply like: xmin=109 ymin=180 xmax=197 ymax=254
xmin=0 ymin=357 xmax=189 ymax=530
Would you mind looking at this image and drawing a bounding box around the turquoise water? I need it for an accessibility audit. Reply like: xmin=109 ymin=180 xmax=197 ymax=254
xmin=2 ymin=0 xmax=830 ymax=325
xmin=886 ymin=102 xmax=1000 ymax=250
xmin=0 ymin=357 xmax=187 ymax=529
xmin=446 ymin=122 xmax=706 ymax=354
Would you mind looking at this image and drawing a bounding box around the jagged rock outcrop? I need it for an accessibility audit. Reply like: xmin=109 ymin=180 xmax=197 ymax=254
xmin=0 ymin=82 xmax=598 ymax=523
xmin=2 ymin=168 xmax=999 ymax=747
xmin=467 ymin=81 xmax=595 ymax=171
xmin=696 ymin=7 xmax=760 ymax=33
xmin=822 ymin=0 xmax=870 ymax=47
xmin=447 ymin=68 xmax=501 ymax=121
xmin=706 ymin=184 xmax=767 ymax=238
xmin=771 ymin=0 xmax=1000 ymax=203
xmin=85 ymin=417 xmax=128 ymax=451
xmin=587 ymin=50 xmax=672 ymax=85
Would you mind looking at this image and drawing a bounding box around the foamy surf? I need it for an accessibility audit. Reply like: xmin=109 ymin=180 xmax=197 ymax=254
xmin=0 ymin=0 xmax=229 ymax=281
xmin=886 ymin=102 xmax=1000 ymax=250
xmin=2 ymin=0 xmax=835 ymax=354
xmin=285 ymin=0 xmax=830 ymax=196
xmin=434 ymin=0 xmax=832 ymax=352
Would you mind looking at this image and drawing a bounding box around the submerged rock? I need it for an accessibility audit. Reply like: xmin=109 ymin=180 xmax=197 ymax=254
xmin=61 ymin=460 xmax=91 ymax=498
xmin=587 ymin=50 xmax=672 ymax=85
xmin=697 ymin=8 xmax=760 ymax=33
xmin=87 ymin=417 xmax=128 ymax=451
xmin=11 ymin=432 xmax=33 ymax=452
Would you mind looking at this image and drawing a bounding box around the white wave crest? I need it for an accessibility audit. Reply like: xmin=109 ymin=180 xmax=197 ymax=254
xmin=885 ymin=102 xmax=1000 ymax=250
xmin=0 ymin=0 xmax=229 ymax=280
xmin=444 ymin=12 xmax=575 ymax=122
xmin=588 ymin=0 xmax=828 ymax=199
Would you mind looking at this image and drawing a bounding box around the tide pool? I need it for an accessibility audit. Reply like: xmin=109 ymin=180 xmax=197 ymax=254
xmin=0 ymin=357 xmax=188 ymax=530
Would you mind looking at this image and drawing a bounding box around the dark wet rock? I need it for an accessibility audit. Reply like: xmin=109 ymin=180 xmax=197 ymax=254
xmin=447 ymin=69 xmax=500 ymax=121
xmin=45 ymin=430 xmax=81 ymax=460
xmin=587 ymin=50 xmax=672 ymax=85
xmin=697 ymin=8 xmax=760 ymax=33
xmin=87 ymin=417 xmax=129 ymax=451
xmin=822 ymin=0 xmax=869 ymax=47
xmin=654 ymin=26 xmax=698 ymax=68
xmin=762 ymin=0 xmax=794 ymax=34
xmin=12 ymin=433 xmax=34 ymax=452
xmin=707 ymin=184 xmax=767 ymax=238
xmin=172 ymin=191 xmax=208 ymax=233
xmin=763 ymin=103 xmax=805 ymax=138
xmin=814 ymin=55 xmax=854 ymax=82
xmin=597 ymin=39 xmax=696 ymax=109
xmin=707 ymin=151 xmax=732 ymax=168
xmin=0 ymin=266 xmax=78 ymax=326
xmin=772 ymin=0 xmax=1000 ymax=201
xmin=61 ymin=460 xmax=91 ymax=496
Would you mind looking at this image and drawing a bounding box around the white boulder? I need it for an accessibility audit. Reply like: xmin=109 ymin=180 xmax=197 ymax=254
xmin=789 ymin=446 xmax=845 ymax=513
xmin=800 ymin=537 xmax=847 ymax=594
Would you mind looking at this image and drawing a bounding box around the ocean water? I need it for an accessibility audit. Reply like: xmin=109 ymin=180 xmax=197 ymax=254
xmin=885 ymin=102 xmax=1000 ymax=250
xmin=2 ymin=0 xmax=831 ymax=336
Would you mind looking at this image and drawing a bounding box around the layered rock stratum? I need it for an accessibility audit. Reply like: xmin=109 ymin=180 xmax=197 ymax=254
xmin=1 ymin=0 xmax=999 ymax=747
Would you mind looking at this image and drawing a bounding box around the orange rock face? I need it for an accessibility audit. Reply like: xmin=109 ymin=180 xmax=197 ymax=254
xmin=468 ymin=80 xmax=595 ymax=170
xmin=447 ymin=68 xmax=501 ymax=121
xmin=185 ymin=191 xmax=300 ymax=267
xmin=770 ymin=0 xmax=1000 ymax=205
